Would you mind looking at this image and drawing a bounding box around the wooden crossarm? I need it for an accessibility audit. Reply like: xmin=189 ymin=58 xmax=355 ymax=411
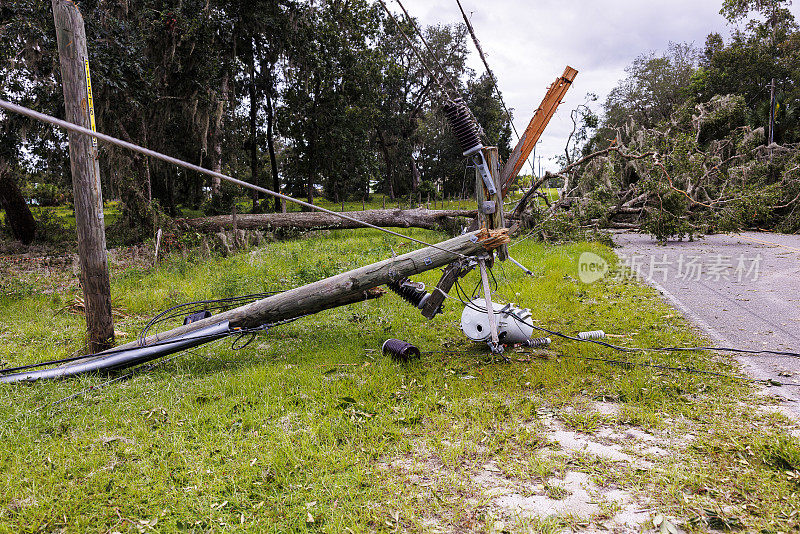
xmin=499 ymin=66 xmax=578 ymax=197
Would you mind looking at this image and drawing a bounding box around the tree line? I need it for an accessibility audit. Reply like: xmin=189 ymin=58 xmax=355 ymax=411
xmin=0 ymin=0 xmax=512 ymax=243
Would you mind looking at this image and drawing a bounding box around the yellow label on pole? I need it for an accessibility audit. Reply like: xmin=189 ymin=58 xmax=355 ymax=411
xmin=84 ymin=58 xmax=97 ymax=149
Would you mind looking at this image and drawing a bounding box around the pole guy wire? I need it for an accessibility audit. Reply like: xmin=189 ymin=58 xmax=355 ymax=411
xmin=375 ymin=0 xmax=453 ymax=99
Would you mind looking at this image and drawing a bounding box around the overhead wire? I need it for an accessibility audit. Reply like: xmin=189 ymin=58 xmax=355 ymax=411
xmin=375 ymin=0 xmax=452 ymax=98
xmin=377 ymin=0 xmax=486 ymax=139
xmin=0 ymin=99 xmax=471 ymax=261
xmin=453 ymin=0 xmax=538 ymax=178
xmin=392 ymin=0 xmax=461 ymax=96
xmin=454 ymin=0 xmax=518 ymax=139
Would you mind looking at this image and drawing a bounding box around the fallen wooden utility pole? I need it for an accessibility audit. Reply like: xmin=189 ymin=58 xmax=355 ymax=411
xmin=0 ymin=227 xmax=511 ymax=381
xmin=179 ymin=207 xmax=479 ymax=233
xmin=91 ymin=228 xmax=508 ymax=357
xmin=52 ymin=0 xmax=115 ymax=352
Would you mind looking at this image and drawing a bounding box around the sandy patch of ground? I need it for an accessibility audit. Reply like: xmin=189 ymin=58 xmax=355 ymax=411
xmin=380 ymin=401 xmax=700 ymax=532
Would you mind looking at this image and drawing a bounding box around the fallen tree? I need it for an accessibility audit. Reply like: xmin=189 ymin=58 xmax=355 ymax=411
xmin=513 ymin=94 xmax=800 ymax=242
xmin=178 ymin=207 xmax=479 ymax=233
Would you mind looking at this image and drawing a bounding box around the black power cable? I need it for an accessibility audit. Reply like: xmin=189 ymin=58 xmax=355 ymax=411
xmin=537 ymin=351 xmax=796 ymax=387
xmin=0 ymin=291 xmax=305 ymax=377
xmin=138 ymin=291 xmax=284 ymax=344
xmin=452 ymin=270 xmax=800 ymax=359
xmin=0 ymin=329 xmax=236 ymax=375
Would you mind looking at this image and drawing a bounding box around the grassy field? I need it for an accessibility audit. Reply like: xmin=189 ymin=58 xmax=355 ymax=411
xmin=0 ymin=229 xmax=798 ymax=533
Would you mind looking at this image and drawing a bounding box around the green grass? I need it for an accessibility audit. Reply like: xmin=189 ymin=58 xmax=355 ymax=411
xmin=0 ymin=230 xmax=798 ymax=532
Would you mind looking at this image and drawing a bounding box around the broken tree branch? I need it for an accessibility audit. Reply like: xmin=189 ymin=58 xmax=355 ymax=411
xmin=560 ymin=146 xmax=656 ymax=175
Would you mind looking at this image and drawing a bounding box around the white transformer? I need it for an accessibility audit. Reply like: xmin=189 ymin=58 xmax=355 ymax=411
xmin=460 ymin=298 xmax=534 ymax=344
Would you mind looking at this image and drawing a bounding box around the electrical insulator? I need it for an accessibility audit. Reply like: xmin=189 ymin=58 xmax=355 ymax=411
xmin=578 ymin=330 xmax=606 ymax=340
xmin=387 ymin=277 xmax=431 ymax=309
xmin=442 ymin=99 xmax=496 ymax=195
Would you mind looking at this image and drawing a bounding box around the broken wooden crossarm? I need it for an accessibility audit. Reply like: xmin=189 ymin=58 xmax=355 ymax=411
xmin=500 ymin=66 xmax=579 ymax=196
xmin=420 ymin=259 xmax=475 ymax=319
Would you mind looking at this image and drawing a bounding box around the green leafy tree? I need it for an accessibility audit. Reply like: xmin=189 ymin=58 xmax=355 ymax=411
xmin=691 ymin=2 xmax=799 ymax=142
xmin=604 ymin=42 xmax=700 ymax=132
xmin=279 ymin=0 xmax=383 ymax=206
xmin=372 ymin=20 xmax=469 ymax=201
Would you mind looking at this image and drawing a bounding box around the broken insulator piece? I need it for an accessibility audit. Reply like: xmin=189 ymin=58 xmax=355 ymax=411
xmin=387 ymin=277 xmax=431 ymax=310
xmin=521 ymin=337 xmax=551 ymax=348
xmin=578 ymin=330 xmax=606 ymax=340
xmin=382 ymin=338 xmax=421 ymax=361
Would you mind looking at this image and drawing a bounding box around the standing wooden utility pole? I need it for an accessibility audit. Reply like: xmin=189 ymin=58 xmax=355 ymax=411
xmin=475 ymin=146 xmax=507 ymax=260
xmin=52 ymin=0 xmax=114 ymax=352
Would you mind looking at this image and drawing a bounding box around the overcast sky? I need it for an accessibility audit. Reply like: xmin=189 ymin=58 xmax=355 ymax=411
xmin=397 ymin=0 xmax=800 ymax=173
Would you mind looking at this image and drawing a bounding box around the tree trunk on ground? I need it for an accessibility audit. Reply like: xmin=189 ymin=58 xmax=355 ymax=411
xmin=52 ymin=0 xmax=114 ymax=352
xmin=178 ymin=207 xmax=479 ymax=233
xmin=0 ymin=160 xmax=36 ymax=244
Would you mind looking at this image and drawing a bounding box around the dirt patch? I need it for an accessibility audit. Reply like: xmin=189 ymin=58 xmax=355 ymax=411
xmin=492 ymin=471 xmax=651 ymax=530
xmin=376 ymin=400 xmax=708 ymax=532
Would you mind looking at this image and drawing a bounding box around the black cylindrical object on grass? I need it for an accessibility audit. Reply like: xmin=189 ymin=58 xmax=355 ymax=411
xmin=382 ymin=338 xmax=421 ymax=361
xmin=387 ymin=277 xmax=430 ymax=309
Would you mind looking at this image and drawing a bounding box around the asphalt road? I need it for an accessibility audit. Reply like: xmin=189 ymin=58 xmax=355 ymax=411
xmin=612 ymin=231 xmax=800 ymax=410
